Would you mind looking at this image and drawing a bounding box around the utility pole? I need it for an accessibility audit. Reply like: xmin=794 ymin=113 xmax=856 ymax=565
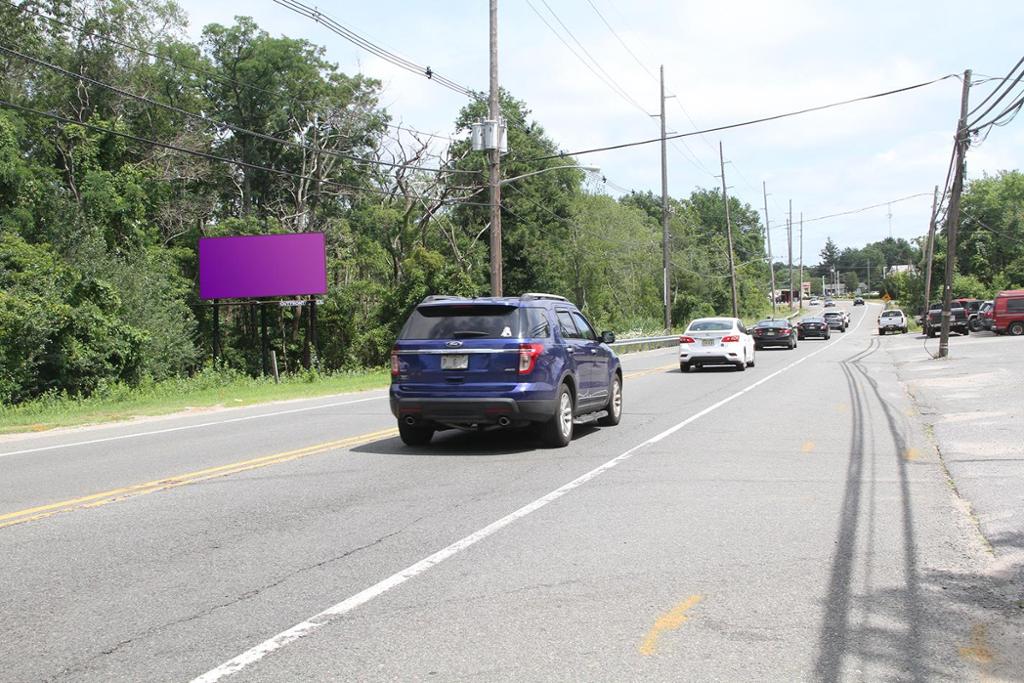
xmin=939 ymin=69 xmax=971 ymax=358
xmin=719 ymin=142 xmax=739 ymax=318
xmin=922 ymin=184 xmax=939 ymax=322
xmin=763 ymin=182 xmax=777 ymax=315
xmin=787 ymin=200 xmax=794 ymax=311
xmin=660 ymin=65 xmax=671 ymax=330
xmin=866 ymin=257 xmax=871 ymax=292
xmin=488 ymin=0 xmax=502 ymax=296
xmin=799 ymin=212 xmax=804 ymax=306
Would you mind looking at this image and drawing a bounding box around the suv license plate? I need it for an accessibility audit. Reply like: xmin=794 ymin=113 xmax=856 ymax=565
xmin=441 ymin=354 xmax=469 ymax=370
xmin=701 ymin=338 xmax=715 ymax=346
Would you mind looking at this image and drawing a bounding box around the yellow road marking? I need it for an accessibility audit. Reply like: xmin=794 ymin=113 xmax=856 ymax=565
xmin=904 ymin=448 xmax=921 ymax=461
xmin=958 ymin=624 xmax=993 ymax=664
xmin=639 ymin=594 xmax=703 ymax=655
xmin=0 ymin=427 xmax=398 ymax=530
xmin=625 ymin=362 xmax=679 ymax=379
xmin=802 ymin=441 xmax=815 ymax=453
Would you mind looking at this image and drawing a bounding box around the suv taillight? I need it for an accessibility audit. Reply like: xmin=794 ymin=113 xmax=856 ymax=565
xmin=518 ymin=343 xmax=544 ymax=374
xmin=722 ymin=335 xmax=740 ymax=343
xmin=390 ymin=349 xmax=400 ymax=377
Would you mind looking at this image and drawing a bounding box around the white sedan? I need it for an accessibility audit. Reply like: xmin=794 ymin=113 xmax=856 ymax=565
xmin=679 ymin=317 xmax=756 ymax=372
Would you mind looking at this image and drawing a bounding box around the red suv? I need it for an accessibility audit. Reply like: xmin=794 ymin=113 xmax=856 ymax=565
xmin=991 ymin=289 xmax=1024 ymax=336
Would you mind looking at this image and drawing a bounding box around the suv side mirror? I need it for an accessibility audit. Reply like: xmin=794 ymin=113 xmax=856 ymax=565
xmin=600 ymin=331 xmax=616 ymax=344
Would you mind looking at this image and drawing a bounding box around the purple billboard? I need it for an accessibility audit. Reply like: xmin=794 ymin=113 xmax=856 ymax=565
xmin=199 ymin=233 xmax=327 ymax=300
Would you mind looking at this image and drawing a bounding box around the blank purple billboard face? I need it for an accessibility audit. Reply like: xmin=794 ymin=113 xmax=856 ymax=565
xmin=199 ymin=233 xmax=327 ymax=300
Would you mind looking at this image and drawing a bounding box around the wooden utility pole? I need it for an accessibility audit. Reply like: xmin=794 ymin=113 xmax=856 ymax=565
xmin=488 ymin=0 xmax=502 ymax=296
xmin=719 ymin=142 xmax=739 ymax=318
xmin=939 ymin=69 xmax=971 ymax=358
xmin=763 ymin=182 xmax=777 ymax=315
xmin=660 ymin=66 xmax=671 ymax=330
xmin=787 ymin=200 xmax=794 ymax=311
xmin=922 ymin=184 xmax=939 ymax=322
xmin=799 ymin=212 xmax=804 ymax=305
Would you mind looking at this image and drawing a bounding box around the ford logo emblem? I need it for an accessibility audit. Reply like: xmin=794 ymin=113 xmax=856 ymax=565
xmin=445 ymin=341 xmax=463 ymax=348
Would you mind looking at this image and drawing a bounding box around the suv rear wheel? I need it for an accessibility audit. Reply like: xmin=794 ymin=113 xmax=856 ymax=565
xmin=1009 ymin=321 xmax=1024 ymax=336
xmin=541 ymin=384 xmax=574 ymax=447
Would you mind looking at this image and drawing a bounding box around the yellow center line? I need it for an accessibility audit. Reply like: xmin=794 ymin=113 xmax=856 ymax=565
xmin=801 ymin=441 xmax=816 ymax=453
xmin=639 ymin=594 xmax=703 ymax=655
xmin=625 ymin=362 xmax=679 ymax=379
xmin=0 ymin=427 xmax=398 ymax=530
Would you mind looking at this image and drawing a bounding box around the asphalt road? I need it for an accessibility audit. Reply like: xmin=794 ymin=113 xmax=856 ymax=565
xmin=1 ymin=302 xmax=1021 ymax=682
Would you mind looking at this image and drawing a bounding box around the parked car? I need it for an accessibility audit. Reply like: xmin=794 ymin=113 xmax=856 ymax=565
xmin=797 ymin=316 xmax=831 ymax=340
xmin=752 ymin=319 xmax=798 ymax=350
xmin=878 ymin=309 xmax=908 ymax=334
xmin=853 ymin=297 xmax=865 ymax=306
xmin=978 ymin=300 xmax=995 ymax=331
xmin=823 ymin=310 xmax=847 ymax=332
xmin=991 ymin=289 xmax=1024 ymax=336
xmin=679 ymin=317 xmax=755 ymax=372
xmin=923 ymin=301 xmax=970 ymax=337
xmin=389 ymin=293 xmax=622 ymax=447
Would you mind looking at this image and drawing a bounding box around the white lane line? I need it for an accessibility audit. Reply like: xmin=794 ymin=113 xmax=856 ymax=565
xmin=192 ymin=309 xmax=868 ymax=682
xmin=0 ymin=395 xmax=387 ymax=458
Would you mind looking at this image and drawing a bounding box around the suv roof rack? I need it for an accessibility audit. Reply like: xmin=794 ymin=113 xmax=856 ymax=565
xmin=421 ymin=295 xmax=465 ymax=303
xmin=521 ymin=292 xmax=569 ymax=302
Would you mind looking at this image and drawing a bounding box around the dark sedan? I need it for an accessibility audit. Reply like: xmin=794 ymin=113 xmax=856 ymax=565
xmin=797 ymin=316 xmax=831 ymax=340
xmin=752 ymin=319 xmax=798 ymax=349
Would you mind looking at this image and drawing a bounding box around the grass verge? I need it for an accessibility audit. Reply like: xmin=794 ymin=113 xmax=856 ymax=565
xmin=0 ymin=367 xmax=391 ymax=435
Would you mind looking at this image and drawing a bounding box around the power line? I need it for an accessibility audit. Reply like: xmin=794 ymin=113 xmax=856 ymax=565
xmin=273 ymin=0 xmax=477 ymax=99
xmin=0 ymin=98 xmax=489 ymax=206
xmin=5 ymin=0 xmax=458 ymax=144
xmin=966 ymin=55 xmax=1024 ymax=119
xmin=526 ymin=74 xmax=959 ymax=161
xmin=0 ymin=43 xmax=478 ymax=177
xmin=966 ymin=66 xmax=1024 ymax=128
xmin=768 ymin=192 xmax=932 ymax=227
xmin=583 ymin=0 xmax=658 ymax=83
xmin=524 ymin=0 xmax=648 ymax=117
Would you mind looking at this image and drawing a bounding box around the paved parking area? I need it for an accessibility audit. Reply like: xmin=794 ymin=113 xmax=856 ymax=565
xmin=887 ymin=331 xmax=1024 ymax=597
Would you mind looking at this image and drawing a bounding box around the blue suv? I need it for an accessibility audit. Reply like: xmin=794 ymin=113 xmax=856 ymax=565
xmin=390 ymin=293 xmax=623 ymax=447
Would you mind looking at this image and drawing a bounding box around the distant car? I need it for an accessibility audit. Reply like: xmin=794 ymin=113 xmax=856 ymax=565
xmin=853 ymin=297 xmax=865 ymax=306
xmin=679 ymin=317 xmax=755 ymax=372
xmin=808 ymin=298 xmax=821 ymax=306
xmin=824 ymin=299 xmax=836 ymax=308
xmin=752 ymin=319 xmax=798 ymax=350
xmin=823 ymin=310 xmax=847 ymax=332
xmin=797 ymin=316 xmax=831 ymax=340
xmin=878 ymin=309 xmax=907 ymax=335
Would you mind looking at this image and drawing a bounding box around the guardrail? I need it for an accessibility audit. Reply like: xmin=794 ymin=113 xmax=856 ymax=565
xmin=608 ymin=335 xmax=679 ymax=352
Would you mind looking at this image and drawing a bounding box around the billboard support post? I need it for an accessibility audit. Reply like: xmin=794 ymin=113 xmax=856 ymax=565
xmin=311 ymin=298 xmax=320 ymax=368
xmin=303 ymin=300 xmax=312 ymax=370
xmin=260 ymin=303 xmax=270 ymax=377
xmin=212 ymin=300 xmax=221 ymax=364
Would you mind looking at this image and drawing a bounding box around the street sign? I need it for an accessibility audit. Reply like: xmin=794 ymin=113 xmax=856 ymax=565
xmin=278 ymin=299 xmax=323 ymax=307
xmin=882 ymin=293 xmax=891 ymax=302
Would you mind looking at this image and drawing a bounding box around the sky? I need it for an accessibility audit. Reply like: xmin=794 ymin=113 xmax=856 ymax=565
xmin=175 ymin=0 xmax=1024 ymax=266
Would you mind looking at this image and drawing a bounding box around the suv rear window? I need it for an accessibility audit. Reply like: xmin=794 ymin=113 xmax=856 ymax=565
xmin=881 ymin=311 xmax=901 ymax=318
xmin=400 ymin=304 xmax=521 ymax=340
